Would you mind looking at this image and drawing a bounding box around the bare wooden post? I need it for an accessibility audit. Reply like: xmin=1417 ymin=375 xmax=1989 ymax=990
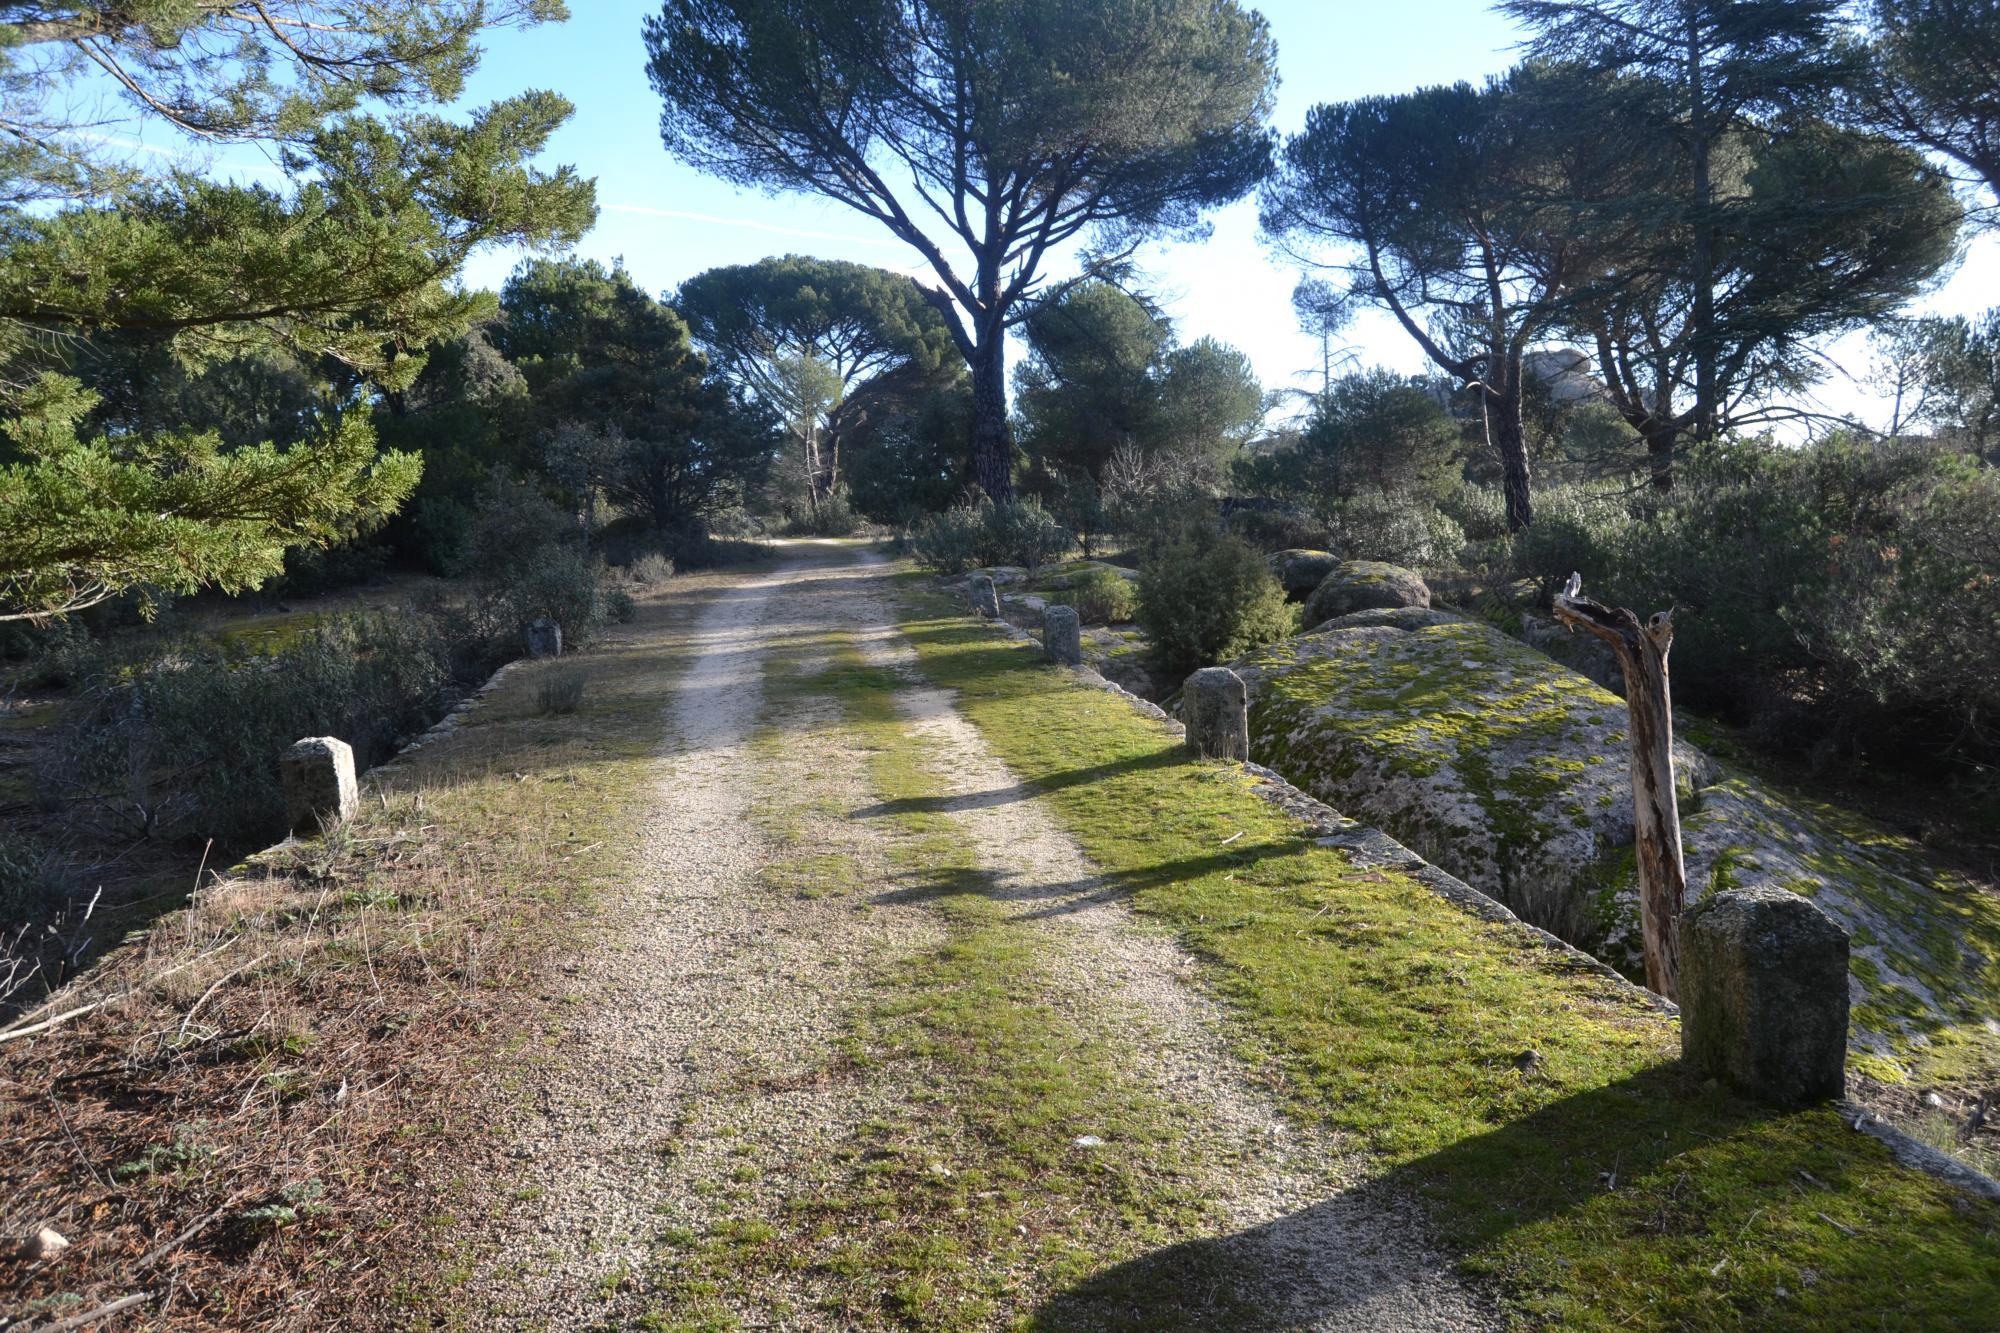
xmin=1552 ymin=573 xmax=1687 ymax=1001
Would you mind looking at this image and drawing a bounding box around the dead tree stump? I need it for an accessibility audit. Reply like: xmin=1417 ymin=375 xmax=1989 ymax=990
xmin=1553 ymin=573 xmax=1687 ymax=1002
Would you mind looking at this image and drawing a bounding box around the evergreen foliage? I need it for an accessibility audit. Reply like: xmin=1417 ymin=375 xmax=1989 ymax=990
xmin=644 ymin=0 xmax=1279 ymax=500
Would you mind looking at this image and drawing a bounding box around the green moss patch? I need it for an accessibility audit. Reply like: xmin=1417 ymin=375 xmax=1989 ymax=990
xmin=639 ymin=632 xmax=1258 ymax=1331
xmin=896 ymin=588 xmax=2000 ymax=1329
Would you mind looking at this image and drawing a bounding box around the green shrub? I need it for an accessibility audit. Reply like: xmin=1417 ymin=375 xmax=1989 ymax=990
xmin=537 ymin=667 xmax=588 ymax=716
xmin=626 ymin=553 xmax=675 ymax=586
xmin=13 ymin=618 xmax=95 ymax=689
xmin=909 ymin=499 xmax=1074 ymax=575
xmin=981 ymin=498 xmax=1073 ymax=574
xmin=786 ymin=488 xmax=861 ymax=537
xmin=0 ymin=831 xmax=58 ymax=931
xmin=1325 ymin=493 xmax=1465 ymax=570
xmin=466 ymin=472 xmax=574 ymax=574
xmin=604 ymin=589 xmax=638 ymax=624
xmin=1067 ymin=567 xmax=1139 ymax=624
xmin=910 ymin=505 xmax=985 ymax=574
xmin=1510 ymin=486 xmax=1630 ymax=597
xmin=1137 ymin=533 xmax=1297 ymax=680
xmin=498 ymin=547 xmax=603 ymax=647
xmin=1438 ymin=481 xmax=1511 ymax=542
xmin=404 ymin=495 xmax=475 ymax=577
xmin=1106 ymin=482 xmax=1218 ymax=563
xmin=1048 ymin=472 xmax=1110 ymax=558
xmin=1502 ymin=439 xmax=2000 ymax=764
xmin=271 ymin=541 xmax=389 ymax=597
xmin=47 ymin=603 xmax=515 ymax=849
xmin=1222 ymin=503 xmax=1327 ymax=554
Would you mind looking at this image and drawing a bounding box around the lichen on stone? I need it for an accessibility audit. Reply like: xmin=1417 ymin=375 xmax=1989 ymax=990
xmin=1231 ymin=605 xmax=2000 ymax=1081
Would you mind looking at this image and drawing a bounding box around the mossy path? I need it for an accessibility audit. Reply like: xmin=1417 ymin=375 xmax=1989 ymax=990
xmin=465 ymin=543 xmax=1488 ymax=1330
xmin=461 ymin=542 xmax=1998 ymax=1331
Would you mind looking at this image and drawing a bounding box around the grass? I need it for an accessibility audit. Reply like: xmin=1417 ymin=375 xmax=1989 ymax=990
xmin=638 ymin=628 xmax=1258 ymax=1330
xmin=0 ymin=577 xmax=713 ymax=1327
xmin=891 ymin=582 xmax=2000 ymax=1330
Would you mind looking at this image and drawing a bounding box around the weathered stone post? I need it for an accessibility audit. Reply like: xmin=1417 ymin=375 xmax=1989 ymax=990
xmin=1184 ymin=668 xmax=1250 ymax=762
xmin=969 ymin=573 xmax=1001 ymax=619
xmin=1680 ymin=887 xmax=1850 ymax=1106
xmin=525 ymin=617 xmax=563 ymax=659
xmin=280 ymin=736 xmax=359 ymax=836
xmin=1553 ymin=573 xmax=1686 ymax=1001
xmin=1043 ymin=605 xmax=1083 ymax=666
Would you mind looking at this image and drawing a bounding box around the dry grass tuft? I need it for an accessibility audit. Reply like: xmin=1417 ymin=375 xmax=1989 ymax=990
xmin=0 ymin=577 xmax=715 ymax=1328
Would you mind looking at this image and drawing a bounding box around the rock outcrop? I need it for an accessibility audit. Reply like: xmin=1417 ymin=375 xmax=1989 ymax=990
xmin=1268 ymin=549 xmax=1341 ymax=600
xmin=1231 ymin=605 xmax=2000 ymax=1078
xmin=1302 ymin=561 xmax=1431 ymax=628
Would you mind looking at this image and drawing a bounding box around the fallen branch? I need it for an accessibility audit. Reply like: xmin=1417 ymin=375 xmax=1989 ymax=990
xmin=33 ymin=1290 xmax=155 ymax=1330
xmin=0 ymin=940 xmax=239 ymax=1045
xmin=175 ymin=952 xmax=274 ymax=1044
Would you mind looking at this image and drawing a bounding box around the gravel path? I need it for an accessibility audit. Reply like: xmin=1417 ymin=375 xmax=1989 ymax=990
xmin=844 ymin=552 xmax=1491 ymax=1331
xmin=468 ymin=543 xmax=1494 ymax=1329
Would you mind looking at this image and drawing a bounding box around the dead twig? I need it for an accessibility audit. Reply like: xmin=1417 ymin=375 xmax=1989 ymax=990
xmin=33 ymin=1289 xmax=156 ymax=1330
xmin=174 ymin=952 xmax=273 ymax=1044
xmin=1 ymin=939 xmax=238 ymax=1044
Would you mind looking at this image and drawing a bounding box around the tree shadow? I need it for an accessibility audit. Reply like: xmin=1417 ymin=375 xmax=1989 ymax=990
xmin=1027 ymin=1062 xmax=1959 ymax=1330
xmin=869 ymin=840 xmax=1314 ymax=922
xmin=849 ymin=750 xmax=1187 ymax=821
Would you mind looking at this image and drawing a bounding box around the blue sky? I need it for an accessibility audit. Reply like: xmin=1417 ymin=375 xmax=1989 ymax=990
xmin=126 ymin=2 xmax=2000 ymax=428
xmin=446 ymin=0 xmax=1534 ymax=406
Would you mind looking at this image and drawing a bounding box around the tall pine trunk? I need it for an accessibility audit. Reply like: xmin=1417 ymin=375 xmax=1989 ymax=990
xmin=1687 ymin=14 xmax=1717 ymax=450
xmin=970 ymin=331 xmax=1014 ymax=501
xmin=1645 ymin=427 xmax=1676 ymax=493
xmin=1484 ymin=371 xmax=1534 ymax=532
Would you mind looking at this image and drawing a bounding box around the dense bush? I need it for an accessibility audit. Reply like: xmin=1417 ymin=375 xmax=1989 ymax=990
xmin=537 ymin=666 xmax=588 ymax=716
xmin=1065 ymin=567 xmax=1139 ymax=624
xmin=1323 ymin=493 xmax=1466 ymax=570
xmin=909 ymin=505 xmax=985 ymax=574
xmin=1508 ymin=438 xmax=2000 ymax=762
xmin=402 ymin=495 xmax=477 ymax=576
xmin=1106 ymin=482 xmax=1219 ymax=562
xmin=1222 ymin=502 xmax=1327 ymax=553
xmin=626 ymin=553 xmax=676 ymax=586
xmin=48 ymin=600 xmax=516 ymax=847
xmin=1437 ymin=481 xmax=1512 ymax=543
xmin=0 ymin=831 xmax=59 ymax=934
xmin=983 ymin=498 xmax=1073 ymax=574
xmin=271 ymin=541 xmax=391 ymax=597
xmin=1137 ymin=533 xmax=1297 ymax=680
xmin=786 ymin=488 xmax=861 ymax=537
xmin=497 ymin=547 xmax=603 ymax=647
xmin=1509 ymin=485 xmax=1631 ymax=597
xmin=908 ymin=499 xmax=1075 ymax=574
xmin=1235 ymin=370 xmax=1463 ymax=512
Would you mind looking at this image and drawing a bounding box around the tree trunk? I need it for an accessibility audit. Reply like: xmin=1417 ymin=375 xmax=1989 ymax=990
xmin=1553 ymin=574 xmax=1688 ymax=1001
xmin=1687 ymin=18 xmax=1718 ymax=447
xmin=1645 ymin=426 xmax=1676 ymax=493
xmin=1485 ymin=377 xmax=1534 ymax=532
xmin=970 ymin=331 xmax=1013 ymax=501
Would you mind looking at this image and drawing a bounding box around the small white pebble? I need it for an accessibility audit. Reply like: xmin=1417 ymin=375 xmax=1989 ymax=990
xmin=1073 ymin=1135 xmax=1105 ymax=1148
